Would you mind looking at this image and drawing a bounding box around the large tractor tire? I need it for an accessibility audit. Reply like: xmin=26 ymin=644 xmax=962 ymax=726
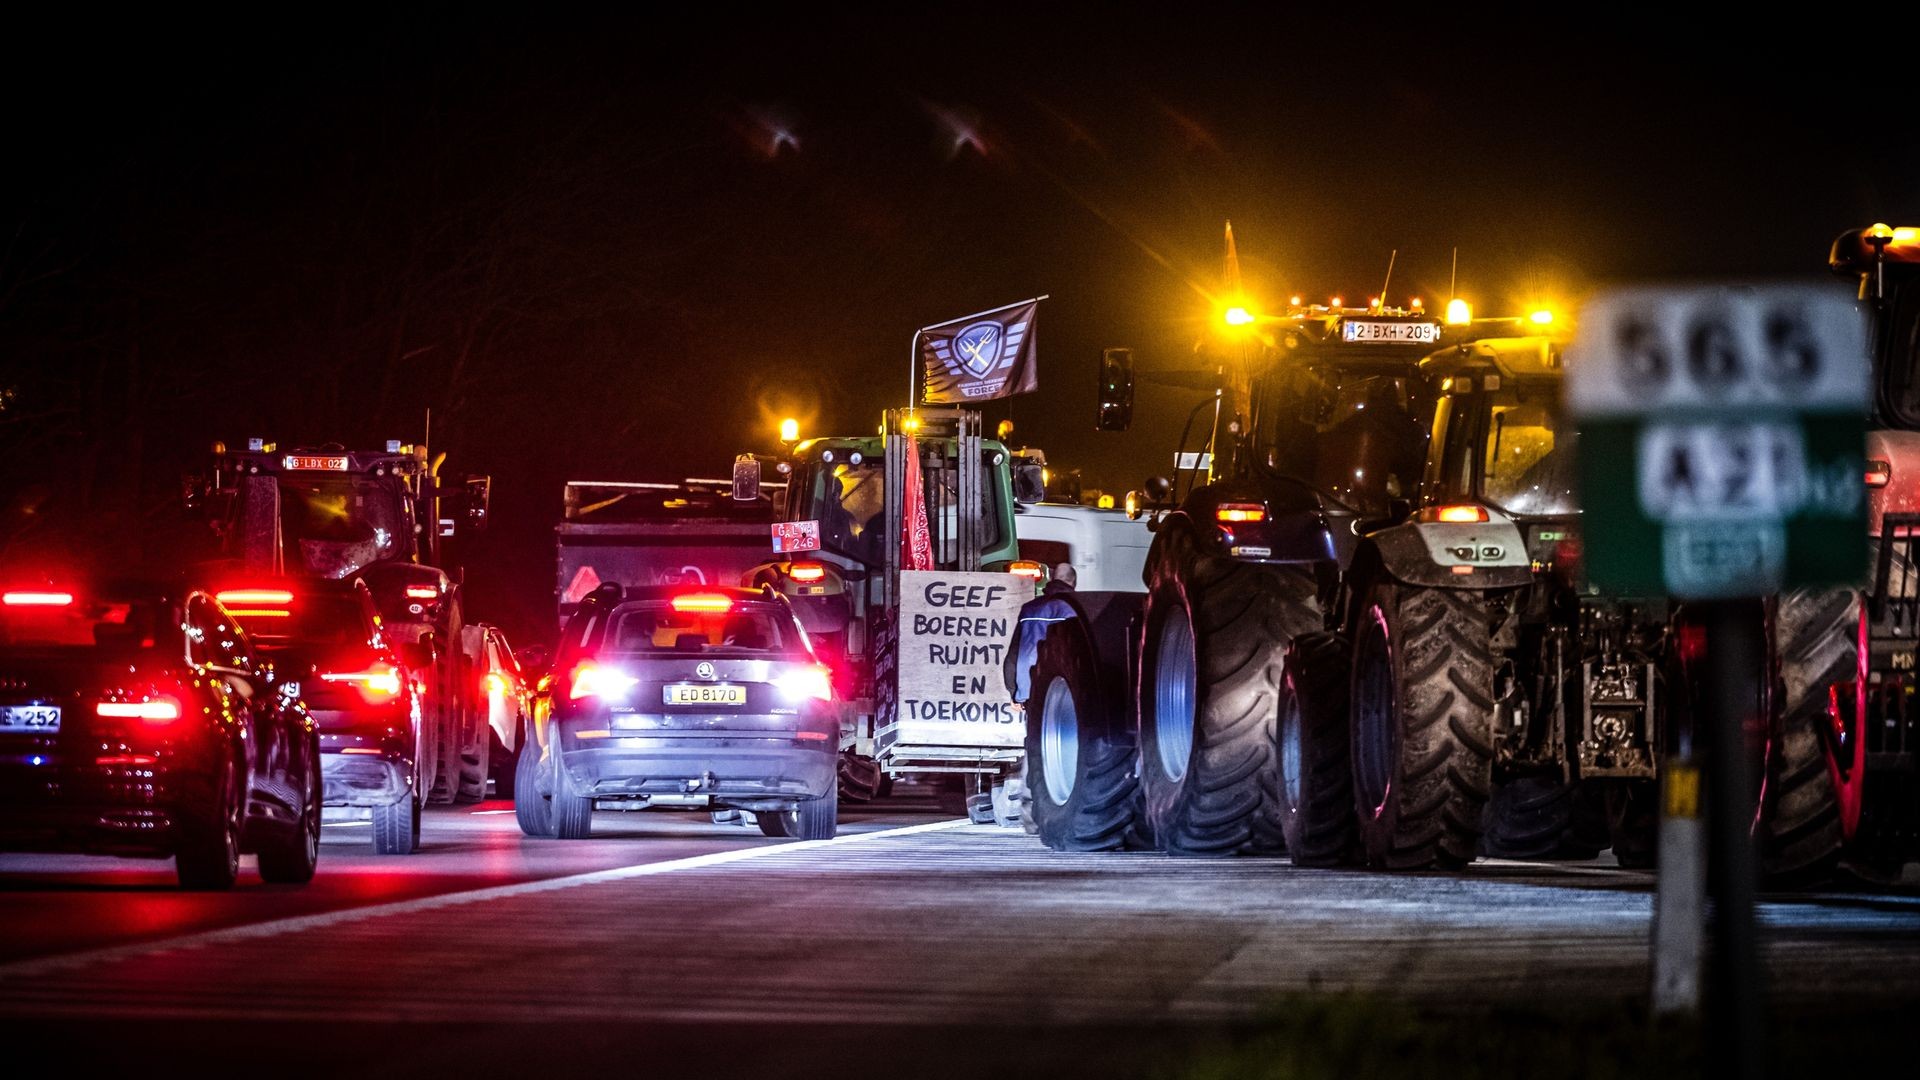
xmin=1025 ymin=626 xmax=1142 ymax=852
xmin=1482 ymin=775 xmax=1606 ymax=861
xmin=1274 ymin=631 xmax=1357 ymax=866
xmin=1138 ymin=528 xmax=1313 ymax=856
xmin=1763 ymin=588 xmax=1853 ymax=884
xmin=1351 ymin=581 xmax=1495 ymax=870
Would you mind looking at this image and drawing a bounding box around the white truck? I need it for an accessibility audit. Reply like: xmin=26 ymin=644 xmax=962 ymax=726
xmin=1013 ymin=502 xmax=1151 ymax=592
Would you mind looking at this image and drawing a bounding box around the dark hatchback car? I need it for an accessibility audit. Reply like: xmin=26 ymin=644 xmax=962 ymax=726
xmin=219 ymin=580 xmax=424 ymax=854
xmin=0 ymin=582 xmax=321 ymax=888
xmin=517 ymin=585 xmax=839 ymax=840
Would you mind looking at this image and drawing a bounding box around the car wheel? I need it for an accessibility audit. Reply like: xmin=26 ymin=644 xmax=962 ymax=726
xmin=551 ymin=755 xmax=593 ymax=840
xmin=514 ymin=735 xmax=555 ymax=837
xmin=176 ymin=742 xmax=243 ymax=890
xmin=374 ymin=790 xmax=420 ymax=855
xmin=258 ymin=735 xmax=322 ymax=884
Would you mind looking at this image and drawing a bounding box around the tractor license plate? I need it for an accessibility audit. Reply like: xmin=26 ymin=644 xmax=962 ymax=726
xmin=0 ymin=705 xmax=60 ymax=732
xmin=664 ymin=684 xmax=745 ymax=706
xmin=1341 ymin=320 xmax=1440 ymax=344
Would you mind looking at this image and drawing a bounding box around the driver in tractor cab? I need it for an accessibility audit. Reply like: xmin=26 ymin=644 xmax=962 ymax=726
xmin=1311 ymin=376 xmax=1427 ymax=510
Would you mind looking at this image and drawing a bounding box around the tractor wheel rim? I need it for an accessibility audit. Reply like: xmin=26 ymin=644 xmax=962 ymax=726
xmin=1278 ymin=675 xmax=1304 ymax=810
xmin=1354 ymin=606 xmax=1395 ymax=815
xmin=1154 ymin=606 xmax=1196 ymax=783
xmin=1041 ymin=675 xmax=1080 ymax=804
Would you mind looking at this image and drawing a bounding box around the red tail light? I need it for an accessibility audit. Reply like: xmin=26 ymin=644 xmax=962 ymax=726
xmin=1421 ymin=504 xmax=1491 ymax=524
xmin=569 ymin=661 xmax=638 ymax=701
xmin=216 ymin=589 xmax=294 ymax=606
xmin=3 ymin=591 xmax=74 ymax=606
xmin=1215 ymin=503 xmax=1266 ymax=523
xmin=322 ymin=662 xmax=403 ymax=700
xmin=405 ymin=586 xmax=440 ymax=600
xmin=670 ymin=593 xmax=734 ymax=613
xmin=1867 ymin=459 xmax=1892 ymax=488
xmin=773 ymin=663 xmax=834 ymax=703
xmin=787 ymin=563 xmax=826 ymax=583
xmin=96 ymin=696 xmax=183 ymax=723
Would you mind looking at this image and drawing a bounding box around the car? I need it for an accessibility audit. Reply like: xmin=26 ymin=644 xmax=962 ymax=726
xmin=216 ymin=579 xmax=426 ymax=854
xmin=516 ymin=583 xmax=839 ymax=840
xmin=470 ymin=623 xmax=533 ymax=797
xmin=0 ymin=580 xmax=321 ymax=889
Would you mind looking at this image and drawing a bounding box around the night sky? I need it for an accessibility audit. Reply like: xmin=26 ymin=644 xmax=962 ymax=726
xmin=2 ymin=10 xmax=1914 ymax=640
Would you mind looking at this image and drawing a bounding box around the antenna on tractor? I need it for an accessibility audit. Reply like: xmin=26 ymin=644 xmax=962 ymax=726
xmin=1378 ymin=249 xmax=1398 ymax=310
xmin=1449 ymin=247 xmax=1459 ymax=299
xmin=423 ymin=407 xmax=432 ymax=451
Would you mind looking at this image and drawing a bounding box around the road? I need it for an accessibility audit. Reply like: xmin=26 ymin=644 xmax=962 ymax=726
xmin=2 ymin=790 xmax=1918 ymax=1077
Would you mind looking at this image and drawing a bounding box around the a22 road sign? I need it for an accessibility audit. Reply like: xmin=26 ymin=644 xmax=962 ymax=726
xmin=1566 ymin=285 xmax=1868 ymax=599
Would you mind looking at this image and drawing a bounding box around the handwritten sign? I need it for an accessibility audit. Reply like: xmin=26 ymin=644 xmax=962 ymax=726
xmin=771 ymin=520 xmax=820 ymax=554
xmin=891 ymin=570 xmax=1026 ymax=749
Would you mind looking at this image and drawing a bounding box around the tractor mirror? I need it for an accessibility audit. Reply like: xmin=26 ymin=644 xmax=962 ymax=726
xmin=732 ymin=454 xmax=762 ymax=502
xmin=462 ymin=475 xmax=491 ymax=532
xmin=1097 ymin=348 xmax=1134 ymax=432
xmin=1144 ymin=474 xmax=1173 ymax=502
xmin=1012 ymin=461 xmax=1046 ymax=505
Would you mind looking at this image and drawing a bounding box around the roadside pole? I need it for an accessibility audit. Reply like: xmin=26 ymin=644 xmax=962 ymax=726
xmin=1701 ymin=601 xmax=1764 ymax=1079
xmin=1567 ymin=285 xmax=1868 ymax=1078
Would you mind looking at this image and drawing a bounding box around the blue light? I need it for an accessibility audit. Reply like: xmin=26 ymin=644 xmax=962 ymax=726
xmin=29 ymin=755 xmax=43 ymax=766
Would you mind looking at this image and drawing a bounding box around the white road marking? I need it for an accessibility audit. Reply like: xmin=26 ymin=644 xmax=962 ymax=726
xmin=0 ymin=818 xmax=971 ymax=982
xmin=468 ymin=809 xmax=516 ymax=815
xmin=323 ymin=821 xmax=370 ymax=828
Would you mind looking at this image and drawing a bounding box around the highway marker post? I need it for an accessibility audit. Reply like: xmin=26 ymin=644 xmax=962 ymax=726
xmin=1567 ymin=285 xmax=1867 ymax=1070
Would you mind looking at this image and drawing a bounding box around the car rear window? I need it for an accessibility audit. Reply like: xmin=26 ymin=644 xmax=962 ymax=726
xmin=234 ymin=595 xmax=372 ymax=648
xmin=605 ymin=602 xmax=790 ymax=655
xmin=0 ymin=596 xmax=168 ymax=651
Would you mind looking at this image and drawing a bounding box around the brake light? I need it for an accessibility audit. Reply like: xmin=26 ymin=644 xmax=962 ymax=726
xmin=3 ymin=591 xmax=74 ymax=606
xmin=405 ymin=586 xmax=440 ymax=600
xmin=671 ymin=593 xmax=733 ymax=613
xmin=1867 ymin=460 xmax=1892 ymax=488
xmin=1425 ymin=504 xmax=1491 ymax=524
xmin=96 ymin=697 xmax=182 ymax=723
xmin=1215 ymin=503 xmax=1266 ymax=523
xmin=1008 ymin=560 xmax=1045 ymax=582
xmin=569 ymin=661 xmax=638 ymax=702
xmin=225 ymin=609 xmax=292 ymax=618
xmin=322 ymin=663 xmax=403 ymax=699
xmin=774 ymin=664 xmax=834 ymax=703
xmin=788 ymin=563 xmax=827 ymax=583
xmin=216 ymin=589 xmax=294 ymax=606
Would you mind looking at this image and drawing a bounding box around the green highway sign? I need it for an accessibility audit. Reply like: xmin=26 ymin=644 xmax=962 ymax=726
xmin=1566 ymin=286 xmax=1868 ymax=599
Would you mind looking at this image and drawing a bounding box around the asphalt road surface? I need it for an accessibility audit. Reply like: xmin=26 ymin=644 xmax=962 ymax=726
xmin=3 ymin=789 xmax=1917 ymax=1078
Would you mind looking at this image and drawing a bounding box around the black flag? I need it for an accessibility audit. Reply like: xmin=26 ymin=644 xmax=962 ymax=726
xmin=920 ymin=298 xmax=1041 ymax=404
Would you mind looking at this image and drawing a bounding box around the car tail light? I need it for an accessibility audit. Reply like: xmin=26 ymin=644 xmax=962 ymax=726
xmin=788 ymin=562 xmax=826 ymax=583
xmin=322 ymin=663 xmax=403 ymax=700
xmin=1215 ymin=503 xmax=1266 ymax=523
xmin=216 ymin=589 xmax=294 ymax=605
xmin=96 ymin=696 xmax=183 ymax=723
xmin=1008 ymin=560 xmax=1045 ymax=582
xmin=1421 ymin=504 xmax=1490 ymax=523
xmin=670 ymin=593 xmax=733 ymax=613
xmin=773 ymin=664 xmax=834 ymax=703
xmin=483 ymin=672 xmax=507 ymax=695
xmin=405 ymin=586 xmax=440 ymax=600
xmin=569 ymin=661 xmax=637 ymax=702
xmin=1867 ymin=459 xmax=1892 ymax=488
xmin=3 ymin=591 xmax=74 ymax=606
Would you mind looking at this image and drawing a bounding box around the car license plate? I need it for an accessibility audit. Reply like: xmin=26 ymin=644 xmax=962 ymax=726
xmin=0 ymin=705 xmax=61 ymax=732
xmin=1341 ymin=320 xmax=1440 ymax=344
xmin=664 ymin=684 xmax=746 ymax=706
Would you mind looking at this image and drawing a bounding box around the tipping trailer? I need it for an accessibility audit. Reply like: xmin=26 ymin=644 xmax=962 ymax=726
xmin=554 ymin=478 xmax=784 ymax=629
xmin=186 ymin=438 xmax=494 ymax=805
